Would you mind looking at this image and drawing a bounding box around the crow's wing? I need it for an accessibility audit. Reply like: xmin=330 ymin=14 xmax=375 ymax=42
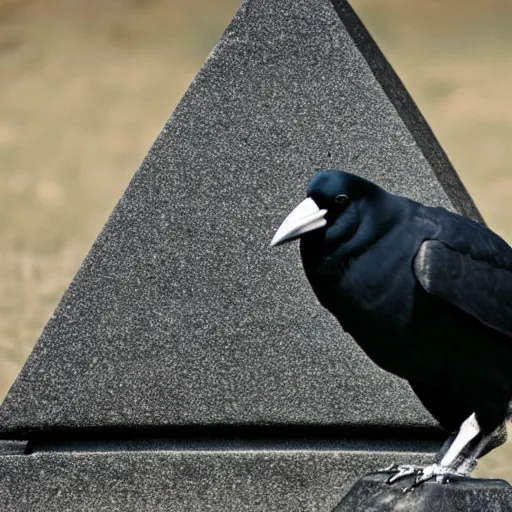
xmin=413 ymin=220 xmax=512 ymax=338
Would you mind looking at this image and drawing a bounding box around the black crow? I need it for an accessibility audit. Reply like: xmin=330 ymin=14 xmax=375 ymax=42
xmin=271 ymin=170 xmax=512 ymax=484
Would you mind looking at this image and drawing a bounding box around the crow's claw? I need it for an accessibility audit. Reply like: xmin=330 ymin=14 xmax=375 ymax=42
xmin=385 ymin=465 xmax=423 ymax=484
xmin=410 ymin=464 xmax=467 ymax=488
xmin=379 ymin=463 xmax=399 ymax=473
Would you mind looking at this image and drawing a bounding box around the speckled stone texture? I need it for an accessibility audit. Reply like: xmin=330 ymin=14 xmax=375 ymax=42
xmin=0 ymin=444 xmax=436 ymax=511
xmin=334 ymin=472 xmax=512 ymax=511
xmin=1 ymin=0 xmax=487 ymax=509
xmin=0 ymin=0 xmax=480 ymax=436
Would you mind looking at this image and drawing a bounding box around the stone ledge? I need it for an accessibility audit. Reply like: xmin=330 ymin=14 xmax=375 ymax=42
xmin=334 ymin=472 xmax=512 ymax=512
xmin=0 ymin=449 xmax=433 ymax=511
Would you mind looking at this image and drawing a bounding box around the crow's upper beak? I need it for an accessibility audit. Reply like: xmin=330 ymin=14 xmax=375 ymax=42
xmin=270 ymin=198 xmax=327 ymax=247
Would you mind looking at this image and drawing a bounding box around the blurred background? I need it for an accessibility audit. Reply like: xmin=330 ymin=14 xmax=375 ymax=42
xmin=1 ymin=0 xmax=511 ymax=479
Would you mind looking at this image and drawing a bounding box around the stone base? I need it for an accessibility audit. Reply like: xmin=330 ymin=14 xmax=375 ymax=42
xmin=0 ymin=446 xmax=435 ymax=511
xmin=333 ymin=472 xmax=512 ymax=512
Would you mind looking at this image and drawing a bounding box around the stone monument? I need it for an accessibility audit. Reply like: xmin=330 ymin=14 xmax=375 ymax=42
xmin=0 ymin=0 xmax=495 ymax=510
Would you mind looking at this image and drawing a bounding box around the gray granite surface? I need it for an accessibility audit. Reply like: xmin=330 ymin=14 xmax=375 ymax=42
xmin=0 ymin=444 xmax=435 ymax=511
xmin=0 ymin=0 xmax=480 ymax=434
xmin=334 ymin=472 xmax=512 ymax=511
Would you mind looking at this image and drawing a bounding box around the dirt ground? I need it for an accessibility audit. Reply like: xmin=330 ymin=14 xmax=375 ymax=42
xmin=1 ymin=0 xmax=512 ymax=479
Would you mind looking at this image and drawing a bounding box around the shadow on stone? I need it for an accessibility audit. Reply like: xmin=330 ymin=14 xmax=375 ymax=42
xmin=334 ymin=472 xmax=512 ymax=511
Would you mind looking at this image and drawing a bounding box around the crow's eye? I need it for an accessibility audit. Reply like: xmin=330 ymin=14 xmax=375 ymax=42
xmin=334 ymin=194 xmax=349 ymax=206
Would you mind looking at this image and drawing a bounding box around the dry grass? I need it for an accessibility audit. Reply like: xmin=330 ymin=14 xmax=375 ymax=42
xmin=0 ymin=0 xmax=240 ymax=392
xmin=1 ymin=0 xmax=512 ymax=480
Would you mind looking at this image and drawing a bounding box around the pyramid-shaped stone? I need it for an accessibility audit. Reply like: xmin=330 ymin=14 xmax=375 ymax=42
xmin=0 ymin=0 xmax=480 ymax=437
xmin=2 ymin=0 xmax=486 ymax=509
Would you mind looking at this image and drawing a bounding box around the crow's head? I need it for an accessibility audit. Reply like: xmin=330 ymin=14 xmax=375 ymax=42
xmin=270 ymin=170 xmax=388 ymax=252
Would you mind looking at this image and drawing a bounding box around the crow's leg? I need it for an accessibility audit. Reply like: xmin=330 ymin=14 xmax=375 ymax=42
xmin=435 ymin=433 xmax=458 ymax=464
xmin=438 ymin=412 xmax=480 ymax=469
xmin=415 ymin=413 xmax=481 ymax=485
xmin=455 ymin=422 xmax=507 ymax=476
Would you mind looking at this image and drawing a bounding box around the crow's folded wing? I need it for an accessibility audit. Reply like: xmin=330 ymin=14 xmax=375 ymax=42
xmin=414 ymin=239 xmax=512 ymax=338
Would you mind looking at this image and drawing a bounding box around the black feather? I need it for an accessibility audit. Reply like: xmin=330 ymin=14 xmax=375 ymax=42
xmin=294 ymin=170 xmax=512 ymax=434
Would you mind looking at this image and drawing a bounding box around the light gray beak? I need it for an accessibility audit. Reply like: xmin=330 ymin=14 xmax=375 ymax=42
xmin=270 ymin=198 xmax=328 ymax=247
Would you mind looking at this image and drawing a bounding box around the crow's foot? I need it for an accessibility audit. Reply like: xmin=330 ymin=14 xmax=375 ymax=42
xmin=380 ymin=464 xmax=423 ymax=484
xmin=412 ymin=463 xmax=469 ymax=487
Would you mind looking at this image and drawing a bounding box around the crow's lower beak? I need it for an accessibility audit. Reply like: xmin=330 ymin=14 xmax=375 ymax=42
xmin=270 ymin=198 xmax=327 ymax=247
